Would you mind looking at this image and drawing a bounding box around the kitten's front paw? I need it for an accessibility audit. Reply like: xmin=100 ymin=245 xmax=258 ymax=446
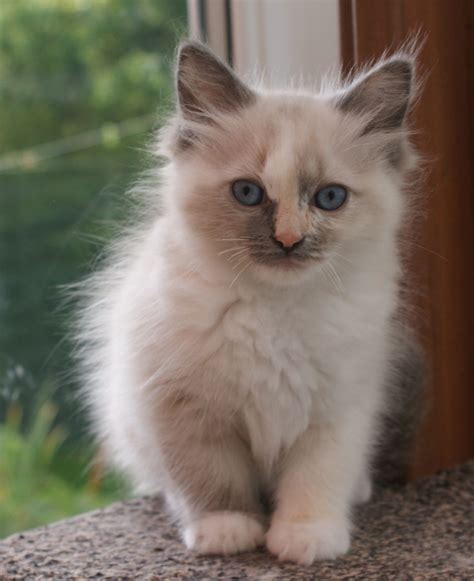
xmin=183 ymin=511 xmax=264 ymax=555
xmin=266 ymin=517 xmax=350 ymax=565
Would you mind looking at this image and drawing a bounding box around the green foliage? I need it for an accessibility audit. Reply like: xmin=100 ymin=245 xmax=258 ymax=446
xmin=0 ymin=0 xmax=186 ymax=536
xmin=0 ymin=398 xmax=126 ymax=539
xmin=0 ymin=0 xmax=186 ymax=419
xmin=0 ymin=0 xmax=186 ymax=151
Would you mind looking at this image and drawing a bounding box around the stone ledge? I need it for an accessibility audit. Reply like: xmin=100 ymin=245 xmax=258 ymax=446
xmin=1 ymin=461 xmax=473 ymax=580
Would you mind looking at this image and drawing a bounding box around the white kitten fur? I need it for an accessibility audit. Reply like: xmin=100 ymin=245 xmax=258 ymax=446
xmin=184 ymin=512 xmax=264 ymax=555
xmin=77 ymin=42 xmax=420 ymax=564
xmin=266 ymin=517 xmax=350 ymax=564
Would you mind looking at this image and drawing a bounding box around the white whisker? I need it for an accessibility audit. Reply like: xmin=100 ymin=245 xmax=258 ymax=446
xmin=231 ymin=253 xmax=250 ymax=270
xmin=229 ymin=260 xmax=251 ymax=288
xmin=218 ymin=246 xmax=245 ymax=256
xmin=331 ymin=251 xmax=352 ymax=266
xmin=322 ymin=262 xmax=343 ymax=295
xmin=227 ymin=249 xmax=248 ymax=262
xmin=403 ymin=240 xmax=448 ymax=262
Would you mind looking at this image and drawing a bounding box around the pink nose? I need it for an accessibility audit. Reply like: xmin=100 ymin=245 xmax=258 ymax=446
xmin=274 ymin=230 xmax=304 ymax=248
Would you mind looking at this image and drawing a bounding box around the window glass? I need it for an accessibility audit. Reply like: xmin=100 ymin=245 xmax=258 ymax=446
xmin=0 ymin=0 xmax=187 ymax=538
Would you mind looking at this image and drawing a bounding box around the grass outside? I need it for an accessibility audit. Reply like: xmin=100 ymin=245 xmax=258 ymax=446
xmin=0 ymin=398 xmax=126 ymax=539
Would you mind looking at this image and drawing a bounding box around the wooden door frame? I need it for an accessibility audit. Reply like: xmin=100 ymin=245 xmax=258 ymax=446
xmin=339 ymin=0 xmax=474 ymax=478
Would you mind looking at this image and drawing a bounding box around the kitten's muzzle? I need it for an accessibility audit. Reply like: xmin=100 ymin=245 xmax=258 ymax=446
xmin=270 ymin=235 xmax=306 ymax=255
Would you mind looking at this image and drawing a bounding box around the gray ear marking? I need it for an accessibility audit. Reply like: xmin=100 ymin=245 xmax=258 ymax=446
xmin=176 ymin=41 xmax=255 ymax=121
xmin=337 ymin=58 xmax=414 ymax=133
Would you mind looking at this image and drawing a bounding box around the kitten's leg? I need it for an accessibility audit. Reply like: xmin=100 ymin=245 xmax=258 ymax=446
xmin=353 ymin=469 xmax=372 ymax=504
xmin=155 ymin=391 xmax=264 ymax=555
xmin=266 ymin=406 xmax=376 ymax=564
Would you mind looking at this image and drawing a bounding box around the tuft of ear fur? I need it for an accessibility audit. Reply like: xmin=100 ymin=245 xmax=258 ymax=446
xmin=337 ymin=57 xmax=414 ymax=134
xmin=176 ymin=41 xmax=255 ymax=122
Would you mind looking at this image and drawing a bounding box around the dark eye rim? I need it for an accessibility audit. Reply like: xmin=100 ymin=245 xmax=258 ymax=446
xmin=312 ymin=183 xmax=349 ymax=211
xmin=231 ymin=179 xmax=267 ymax=207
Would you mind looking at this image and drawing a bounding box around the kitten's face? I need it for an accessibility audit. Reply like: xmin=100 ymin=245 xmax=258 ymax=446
xmin=164 ymin=43 xmax=414 ymax=285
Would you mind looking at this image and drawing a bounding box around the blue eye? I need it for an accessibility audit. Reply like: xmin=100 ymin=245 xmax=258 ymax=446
xmin=232 ymin=180 xmax=264 ymax=206
xmin=313 ymin=185 xmax=347 ymax=211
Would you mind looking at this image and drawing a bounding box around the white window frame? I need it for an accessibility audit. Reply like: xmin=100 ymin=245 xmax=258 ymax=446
xmin=187 ymin=0 xmax=341 ymax=85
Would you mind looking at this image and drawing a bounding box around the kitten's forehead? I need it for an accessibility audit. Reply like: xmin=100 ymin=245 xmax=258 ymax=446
xmin=195 ymin=92 xmax=364 ymax=197
xmin=253 ymin=97 xmax=336 ymax=203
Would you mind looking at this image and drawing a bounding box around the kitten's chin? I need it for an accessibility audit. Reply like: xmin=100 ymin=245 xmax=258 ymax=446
xmin=251 ymin=259 xmax=319 ymax=287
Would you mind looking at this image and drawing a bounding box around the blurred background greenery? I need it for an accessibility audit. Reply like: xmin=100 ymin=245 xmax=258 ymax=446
xmin=0 ymin=0 xmax=187 ymax=539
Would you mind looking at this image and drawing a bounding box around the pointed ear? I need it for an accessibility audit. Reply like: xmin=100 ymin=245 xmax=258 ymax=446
xmin=176 ymin=41 xmax=255 ymax=122
xmin=337 ymin=58 xmax=414 ymax=133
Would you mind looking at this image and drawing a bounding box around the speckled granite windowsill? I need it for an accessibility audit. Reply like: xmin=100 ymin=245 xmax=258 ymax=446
xmin=1 ymin=460 xmax=473 ymax=580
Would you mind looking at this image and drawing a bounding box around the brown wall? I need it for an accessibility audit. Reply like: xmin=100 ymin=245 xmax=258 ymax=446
xmin=340 ymin=0 xmax=474 ymax=478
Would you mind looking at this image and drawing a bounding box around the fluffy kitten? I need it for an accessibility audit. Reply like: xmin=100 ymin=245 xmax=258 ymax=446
xmin=77 ymin=41 xmax=423 ymax=564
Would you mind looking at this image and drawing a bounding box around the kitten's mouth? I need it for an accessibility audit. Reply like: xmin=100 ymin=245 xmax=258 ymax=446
xmin=269 ymin=255 xmax=309 ymax=270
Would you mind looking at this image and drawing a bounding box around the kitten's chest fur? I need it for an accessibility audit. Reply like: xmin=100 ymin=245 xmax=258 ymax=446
xmin=211 ymin=287 xmax=331 ymax=471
